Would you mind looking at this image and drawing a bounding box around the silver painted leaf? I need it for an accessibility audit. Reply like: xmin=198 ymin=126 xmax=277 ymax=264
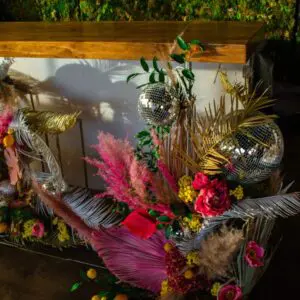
xmin=63 ymin=188 xmax=123 ymax=229
xmin=10 ymin=110 xmax=67 ymax=192
xmin=177 ymin=193 xmax=300 ymax=253
xmin=233 ymin=217 xmax=278 ymax=296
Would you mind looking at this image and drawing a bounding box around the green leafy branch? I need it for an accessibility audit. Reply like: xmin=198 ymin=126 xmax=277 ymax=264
xmin=134 ymin=125 xmax=170 ymax=172
xmin=126 ymin=36 xmax=204 ymax=96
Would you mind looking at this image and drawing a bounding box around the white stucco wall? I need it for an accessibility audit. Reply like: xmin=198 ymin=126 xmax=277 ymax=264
xmin=1 ymin=57 xmax=244 ymax=189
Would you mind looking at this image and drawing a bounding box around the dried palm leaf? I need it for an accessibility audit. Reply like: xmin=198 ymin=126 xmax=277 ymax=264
xmin=63 ymin=188 xmax=123 ymax=229
xmin=10 ymin=110 xmax=67 ymax=192
xmin=233 ymin=217 xmax=277 ymax=295
xmin=175 ymin=75 xmax=276 ymax=175
xmin=21 ymin=108 xmax=80 ymax=134
xmin=177 ymin=192 xmax=300 ymax=253
xmin=34 ymin=172 xmax=122 ymax=228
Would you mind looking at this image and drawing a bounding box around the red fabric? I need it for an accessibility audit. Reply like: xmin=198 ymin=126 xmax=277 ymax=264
xmin=122 ymin=209 xmax=157 ymax=239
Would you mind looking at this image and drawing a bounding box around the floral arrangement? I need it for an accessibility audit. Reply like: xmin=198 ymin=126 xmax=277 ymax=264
xmin=0 ymin=59 xmax=84 ymax=249
xmin=0 ymin=106 xmax=80 ymax=248
xmin=25 ymin=36 xmax=300 ymax=300
xmin=1 ymin=36 xmax=300 ymax=300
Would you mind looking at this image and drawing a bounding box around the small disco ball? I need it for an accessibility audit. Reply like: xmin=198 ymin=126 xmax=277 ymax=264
xmin=137 ymin=83 xmax=179 ymax=126
xmin=219 ymin=121 xmax=284 ymax=184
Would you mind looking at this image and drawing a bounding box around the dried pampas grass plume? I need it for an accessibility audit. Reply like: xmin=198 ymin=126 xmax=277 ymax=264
xmin=197 ymin=226 xmax=243 ymax=279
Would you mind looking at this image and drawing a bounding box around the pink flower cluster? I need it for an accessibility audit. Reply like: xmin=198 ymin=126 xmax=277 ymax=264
xmin=218 ymin=285 xmax=242 ymax=300
xmin=32 ymin=221 xmax=45 ymax=238
xmin=245 ymin=241 xmax=265 ymax=268
xmin=0 ymin=106 xmax=13 ymax=142
xmin=192 ymin=172 xmax=231 ymax=217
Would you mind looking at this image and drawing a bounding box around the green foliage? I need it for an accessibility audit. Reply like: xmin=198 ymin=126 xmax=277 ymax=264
xmin=135 ymin=125 xmax=170 ymax=172
xmin=70 ymin=268 xmax=154 ymax=299
xmin=0 ymin=0 xmax=298 ymax=40
xmin=37 ymin=0 xmax=80 ymax=21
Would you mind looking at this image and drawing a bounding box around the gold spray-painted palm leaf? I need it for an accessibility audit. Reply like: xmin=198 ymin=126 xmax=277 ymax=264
xmin=21 ymin=108 xmax=81 ymax=134
xmin=174 ymin=74 xmax=277 ymax=175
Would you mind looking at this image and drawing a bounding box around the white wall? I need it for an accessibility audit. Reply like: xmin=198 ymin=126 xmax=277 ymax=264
xmin=1 ymin=57 xmax=244 ymax=189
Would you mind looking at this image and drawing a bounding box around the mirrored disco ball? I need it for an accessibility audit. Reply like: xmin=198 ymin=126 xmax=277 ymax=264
xmin=219 ymin=121 xmax=284 ymax=184
xmin=137 ymin=83 xmax=179 ymax=126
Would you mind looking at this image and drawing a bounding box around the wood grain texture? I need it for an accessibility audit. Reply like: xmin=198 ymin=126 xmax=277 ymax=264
xmin=0 ymin=21 xmax=265 ymax=64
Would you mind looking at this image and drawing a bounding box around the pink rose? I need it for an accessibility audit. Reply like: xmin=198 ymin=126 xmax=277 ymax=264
xmin=122 ymin=209 xmax=157 ymax=239
xmin=192 ymin=172 xmax=210 ymax=190
xmin=218 ymin=285 xmax=242 ymax=300
xmin=245 ymin=241 xmax=264 ymax=268
xmin=32 ymin=221 xmax=45 ymax=238
xmin=194 ymin=179 xmax=231 ymax=217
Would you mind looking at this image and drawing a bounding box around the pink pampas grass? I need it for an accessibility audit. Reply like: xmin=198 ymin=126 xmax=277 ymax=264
xmin=85 ymin=132 xmax=173 ymax=217
xmin=157 ymin=160 xmax=178 ymax=193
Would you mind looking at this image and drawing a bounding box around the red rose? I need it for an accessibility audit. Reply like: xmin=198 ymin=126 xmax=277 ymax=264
xmin=194 ymin=179 xmax=231 ymax=217
xmin=192 ymin=172 xmax=210 ymax=190
xmin=122 ymin=209 xmax=157 ymax=239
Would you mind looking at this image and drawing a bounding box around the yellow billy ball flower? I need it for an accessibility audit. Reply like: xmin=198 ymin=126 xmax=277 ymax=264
xmin=163 ymin=242 xmax=173 ymax=253
xmin=184 ymin=269 xmax=194 ymax=279
xmin=3 ymin=134 xmax=15 ymax=148
xmin=91 ymin=296 xmax=102 ymax=300
xmin=86 ymin=268 xmax=97 ymax=280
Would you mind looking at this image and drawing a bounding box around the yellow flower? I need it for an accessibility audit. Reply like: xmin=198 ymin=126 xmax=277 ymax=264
xmin=230 ymin=185 xmax=244 ymax=200
xmin=163 ymin=242 xmax=173 ymax=253
xmin=52 ymin=217 xmax=58 ymax=225
xmin=3 ymin=134 xmax=15 ymax=148
xmin=178 ymin=175 xmax=193 ymax=187
xmin=91 ymin=296 xmax=102 ymax=300
xmin=184 ymin=269 xmax=194 ymax=279
xmin=87 ymin=268 xmax=97 ymax=280
xmin=211 ymin=282 xmax=221 ymax=296
xmin=22 ymin=219 xmax=36 ymax=239
xmin=182 ymin=214 xmax=202 ymax=232
xmin=55 ymin=218 xmax=70 ymax=242
xmin=186 ymin=251 xmax=201 ymax=266
xmin=178 ymin=176 xmax=197 ymax=203
xmin=160 ymin=279 xmax=173 ymax=297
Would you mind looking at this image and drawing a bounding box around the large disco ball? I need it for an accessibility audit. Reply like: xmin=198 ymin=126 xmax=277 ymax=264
xmin=219 ymin=121 xmax=284 ymax=184
xmin=137 ymin=83 xmax=180 ymax=126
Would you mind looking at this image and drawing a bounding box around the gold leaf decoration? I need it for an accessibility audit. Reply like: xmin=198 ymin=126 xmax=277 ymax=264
xmin=174 ymin=73 xmax=277 ymax=175
xmin=22 ymin=108 xmax=81 ymax=134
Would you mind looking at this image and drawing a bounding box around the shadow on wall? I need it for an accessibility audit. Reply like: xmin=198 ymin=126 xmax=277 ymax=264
xmin=33 ymin=60 xmax=146 ymax=189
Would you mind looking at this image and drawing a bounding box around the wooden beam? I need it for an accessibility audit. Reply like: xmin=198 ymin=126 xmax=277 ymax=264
xmin=0 ymin=21 xmax=264 ymax=64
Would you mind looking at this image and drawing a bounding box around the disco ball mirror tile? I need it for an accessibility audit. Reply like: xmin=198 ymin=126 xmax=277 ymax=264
xmin=137 ymin=83 xmax=179 ymax=126
xmin=219 ymin=121 xmax=284 ymax=184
